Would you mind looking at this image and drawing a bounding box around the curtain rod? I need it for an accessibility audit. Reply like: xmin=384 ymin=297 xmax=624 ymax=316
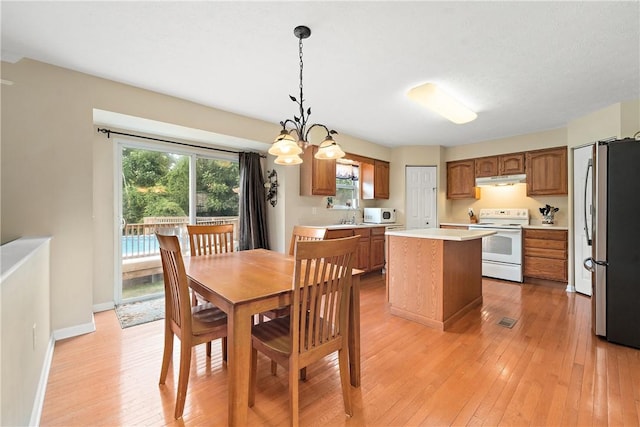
xmin=96 ymin=127 xmax=266 ymax=158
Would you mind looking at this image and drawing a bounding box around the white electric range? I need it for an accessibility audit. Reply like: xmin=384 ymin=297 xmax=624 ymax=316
xmin=468 ymin=208 xmax=529 ymax=282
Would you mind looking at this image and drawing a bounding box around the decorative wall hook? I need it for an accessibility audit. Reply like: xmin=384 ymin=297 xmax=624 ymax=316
xmin=264 ymin=169 xmax=278 ymax=207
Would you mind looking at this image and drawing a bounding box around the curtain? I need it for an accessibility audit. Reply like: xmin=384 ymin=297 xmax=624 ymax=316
xmin=238 ymin=152 xmax=270 ymax=250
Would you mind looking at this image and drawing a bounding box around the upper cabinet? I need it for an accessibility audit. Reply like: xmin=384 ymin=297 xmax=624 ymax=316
xmin=299 ymin=145 xmax=336 ymax=196
xmin=447 ymin=159 xmax=478 ymax=199
xmin=373 ymin=160 xmax=390 ymax=199
xmin=526 ymin=146 xmax=568 ymax=196
xmin=475 ymin=153 xmax=525 ymax=177
xmin=351 ymin=155 xmax=390 ymax=200
xmin=499 ymin=153 xmax=525 ymax=175
xmin=474 ymin=156 xmax=499 ymax=177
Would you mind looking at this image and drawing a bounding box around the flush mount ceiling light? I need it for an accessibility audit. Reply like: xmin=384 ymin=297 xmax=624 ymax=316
xmin=407 ymin=83 xmax=477 ymax=124
xmin=269 ymin=25 xmax=345 ymax=165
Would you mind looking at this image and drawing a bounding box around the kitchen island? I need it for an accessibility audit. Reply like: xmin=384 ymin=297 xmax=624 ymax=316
xmin=385 ymin=228 xmax=495 ymax=331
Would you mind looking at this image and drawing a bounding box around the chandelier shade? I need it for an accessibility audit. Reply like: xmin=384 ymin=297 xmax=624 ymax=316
xmin=269 ymin=25 xmax=344 ymax=165
xmin=314 ymin=135 xmax=345 ymax=160
xmin=274 ymin=153 xmax=303 ymax=165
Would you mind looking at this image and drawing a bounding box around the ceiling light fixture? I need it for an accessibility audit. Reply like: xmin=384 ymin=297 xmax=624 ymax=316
xmin=407 ymin=82 xmax=477 ymax=124
xmin=269 ymin=25 xmax=345 ymax=165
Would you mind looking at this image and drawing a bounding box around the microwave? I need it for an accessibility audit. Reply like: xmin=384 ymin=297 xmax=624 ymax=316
xmin=363 ymin=208 xmax=397 ymax=224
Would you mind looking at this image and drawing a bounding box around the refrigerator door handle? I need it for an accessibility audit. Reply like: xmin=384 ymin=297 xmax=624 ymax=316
xmin=583 ymin=159 xmax=593 ymax=246
xmin=584 ymin=257 xmax=608 ymax=272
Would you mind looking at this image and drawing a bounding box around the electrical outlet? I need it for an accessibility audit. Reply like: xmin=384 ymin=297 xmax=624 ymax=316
xmin=312 ymin=207 xmax=317 ymax=215
xmin=33 ymin=323 xmax=37 ymax=350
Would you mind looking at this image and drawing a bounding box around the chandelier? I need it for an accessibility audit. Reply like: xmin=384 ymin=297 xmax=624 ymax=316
xmin=268 ymin=25 xmax=345 ymax=165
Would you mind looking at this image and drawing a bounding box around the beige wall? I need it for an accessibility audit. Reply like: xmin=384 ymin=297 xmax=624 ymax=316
xmin=1 ymin=59 xmax=385 ymax=332
xmin=1 ymin=238 xmax=51 ymax=426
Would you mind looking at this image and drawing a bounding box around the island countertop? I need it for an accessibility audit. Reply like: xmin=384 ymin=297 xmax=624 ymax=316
xmin=385 ymin=228 xmax=495 ymax=241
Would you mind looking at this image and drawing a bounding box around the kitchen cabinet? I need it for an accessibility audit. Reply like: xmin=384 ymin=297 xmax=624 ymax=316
xmin=447 ymin=159 xmax=479 ymax=199
xmin=475 ymin=153 xmax=525 ymax=177
xmin=355 ymin=228 xmax=371 ymax=271
xmin=370 ymin=227 xmax=386 ymax=270
xmin=300 ymin=145 xmax=336 ymax=196
xmin=325 ymin=226 xmax=386 ymax=272
xmin=361 ymin=159 xmax=390 ymax=200
xmin=500 ymin=153 xmax=525 ymax=175
xmin=523 ymin=228 xmax=568 ymax=282
xmin=526 ymin=147 xmax=568 ymax=196
xmin=474 ymin=156 xmax=499 ymax=177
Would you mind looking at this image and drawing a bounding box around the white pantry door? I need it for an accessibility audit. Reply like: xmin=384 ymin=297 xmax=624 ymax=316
xmin=405 ymin=166 xmax=437 ymax=229
xmin=573 ymin=144 xmax=594 ymax=295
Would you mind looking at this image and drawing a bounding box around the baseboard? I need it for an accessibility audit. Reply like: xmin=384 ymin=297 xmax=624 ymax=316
xmin=93 ymin=301 xmax=115 ymax=312
xmin=29 ymin=334 xmax=55 ymax=426
xmin=53 ymin=315 xmax=96 ymax=341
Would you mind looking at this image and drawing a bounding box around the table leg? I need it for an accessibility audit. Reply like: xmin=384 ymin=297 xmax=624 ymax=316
xmin=227 ymin=304 xmax=253 ymax=426
xmin=349 ymin=275 xmax=361 ymax=387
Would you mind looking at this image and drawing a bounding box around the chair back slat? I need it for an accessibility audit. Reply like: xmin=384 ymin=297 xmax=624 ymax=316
xmin=292 ymin=236 xmax=359 ymax=356
xmin=157 ymin=233 xmax=192 ymax=336
xmin=289 ymin=226 xmax=327 ymax=256
xmin=187 ymin=224 xmax=234 ymax=256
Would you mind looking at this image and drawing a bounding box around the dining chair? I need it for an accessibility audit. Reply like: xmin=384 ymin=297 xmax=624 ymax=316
xmin=248 ymin=235 xmax=360 ymax=426
xmin=264 ymin=225 xmax=328 ymax=375
xmin=187 ymin=224 xmax=233 ymax=357
xmin=156 ymin=233 xmax=228 ymax=420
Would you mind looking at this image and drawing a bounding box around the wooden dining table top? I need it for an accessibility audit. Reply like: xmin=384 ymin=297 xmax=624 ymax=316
xmin=184 ymin=248 xmax=297 ymax=305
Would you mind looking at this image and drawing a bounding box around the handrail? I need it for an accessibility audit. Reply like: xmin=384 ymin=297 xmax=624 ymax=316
xmin=122 ymin=217 xmax=239 ymax=259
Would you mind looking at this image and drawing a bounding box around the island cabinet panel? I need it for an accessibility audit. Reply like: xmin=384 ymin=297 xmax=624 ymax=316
xmin=386 ymin=235 xmax=482 ymax=330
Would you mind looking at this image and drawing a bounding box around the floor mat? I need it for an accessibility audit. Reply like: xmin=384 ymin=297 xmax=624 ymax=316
xmin=115 ymin=297 xmax=165 ymax=329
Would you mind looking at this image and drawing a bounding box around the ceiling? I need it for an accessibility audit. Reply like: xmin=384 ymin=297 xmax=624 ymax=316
xmin=2 ymin=1 xmax=639 ymax=149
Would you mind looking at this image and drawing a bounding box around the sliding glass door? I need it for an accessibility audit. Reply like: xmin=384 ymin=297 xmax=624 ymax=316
xmin=116 ymin=140 xmax=239 ymax=304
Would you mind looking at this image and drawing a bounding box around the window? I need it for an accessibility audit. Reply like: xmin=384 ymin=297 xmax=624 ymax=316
xmin=334 ymin=163 xmax=359 ymax=209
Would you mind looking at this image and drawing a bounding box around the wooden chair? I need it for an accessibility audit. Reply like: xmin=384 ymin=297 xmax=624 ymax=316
xmin=265 ymin=226 xmax=328 ymax=375
xmin=288 ymin=225 xmax=327 ymax=256
xmin=249 ymin=236 xmax=359 ymax=426
xmin=156 ymin=233 xmax=228 ymax=420
xmin=187 ymin=224 xmax=234 ymax=257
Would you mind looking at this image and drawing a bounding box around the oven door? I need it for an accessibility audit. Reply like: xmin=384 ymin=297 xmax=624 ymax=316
xmin=469 ymin=226 xmax=522 ymax=265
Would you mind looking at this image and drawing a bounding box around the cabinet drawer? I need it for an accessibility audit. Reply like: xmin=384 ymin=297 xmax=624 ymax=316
xmin=354 ymin=228 xmax=371 ymax=238
xmin=524 ymin=247 xmax=567 ymax=259
xmin=524 ymin=229 xmax=567 ymax=241
xmin=524 ymin=257 xmax=568 ymax=282
xmin=371 ymin=227 xmax=386 ymax=236
xmin=326 ymin=229 xmax=355 ymax=239
xmin=524 ymin=238 xmax=567 ymax=251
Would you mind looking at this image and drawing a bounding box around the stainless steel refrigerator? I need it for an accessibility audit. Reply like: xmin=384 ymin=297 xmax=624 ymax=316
xmin=584 ymin=137 xmax=640 ymax=349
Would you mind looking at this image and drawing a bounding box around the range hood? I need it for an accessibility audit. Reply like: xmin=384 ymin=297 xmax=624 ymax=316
xmin=475 ymin=174 xmax=526 ymax=187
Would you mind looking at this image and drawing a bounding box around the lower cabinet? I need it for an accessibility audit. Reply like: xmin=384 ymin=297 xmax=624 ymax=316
xmin=523 ymin=228 xmax=568 ymax=282
xmin=325 ymin=226 xmax=386 ymax=272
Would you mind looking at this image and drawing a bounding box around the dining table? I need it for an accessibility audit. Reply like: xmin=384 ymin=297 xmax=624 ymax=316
xmin=184 ymin=248 xmax=363 ymax=426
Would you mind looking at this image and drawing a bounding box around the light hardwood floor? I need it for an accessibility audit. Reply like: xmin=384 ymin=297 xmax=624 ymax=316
xmin=41 ymin=274 xmax=640 ymax=426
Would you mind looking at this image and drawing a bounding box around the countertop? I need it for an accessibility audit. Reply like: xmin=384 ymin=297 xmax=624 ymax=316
xmin=304 ymin=223 xmax=402 ymax=230
xmin=385 ymin=228 xmax=495 ymax=241
xmin=439 ymin=221 xmax=568 ymax=231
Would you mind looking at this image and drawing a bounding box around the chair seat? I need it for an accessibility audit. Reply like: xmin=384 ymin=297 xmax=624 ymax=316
xmin=252 ymin=316 xmax=291 ymax=355
xmin=192 ymin=303 xmax=227 ymax=336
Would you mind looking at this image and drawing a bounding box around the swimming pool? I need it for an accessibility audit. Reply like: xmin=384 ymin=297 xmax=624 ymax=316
xmin=122 ymin=235 xmax=160 ymax=257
